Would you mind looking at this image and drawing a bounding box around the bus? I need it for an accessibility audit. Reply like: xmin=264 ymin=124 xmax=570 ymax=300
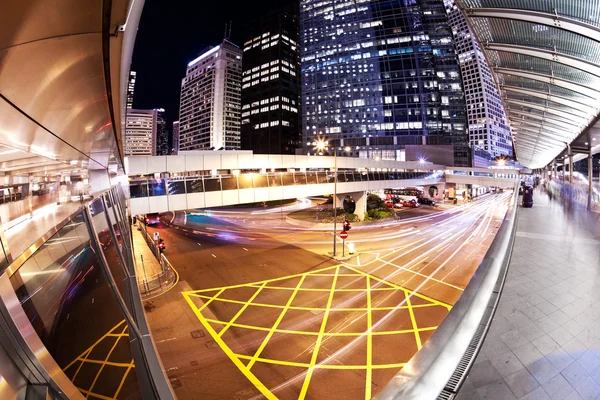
xmin=384 ymin=187 xmax=424 ymax=202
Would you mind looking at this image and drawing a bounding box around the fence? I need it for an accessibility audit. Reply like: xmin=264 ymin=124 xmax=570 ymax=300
xmin=136 ymin=220 xmax=177 ymax=297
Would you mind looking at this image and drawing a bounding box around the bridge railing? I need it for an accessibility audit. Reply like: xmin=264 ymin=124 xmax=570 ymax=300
xmin=376 ymin=185 xmax=519 ymax=400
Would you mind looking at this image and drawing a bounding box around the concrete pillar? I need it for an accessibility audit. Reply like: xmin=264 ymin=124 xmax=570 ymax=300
xmin=336 ymin=191 xmax=367 ymax=220
xmin=89 ymin=169 xmax=111 ymax=196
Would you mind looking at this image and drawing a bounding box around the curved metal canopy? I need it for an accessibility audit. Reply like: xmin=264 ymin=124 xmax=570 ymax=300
xmin=457 ymin=0 xmax=600 ymax=168
xmin=0 ymin=0 xmax=140 ymax=178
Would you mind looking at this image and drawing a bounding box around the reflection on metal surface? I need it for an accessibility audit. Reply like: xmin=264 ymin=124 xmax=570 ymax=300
xmin=0 ymin=215 xmax=13 ymax=274
xmin=375 ymin=187 xmax=519 ymax=400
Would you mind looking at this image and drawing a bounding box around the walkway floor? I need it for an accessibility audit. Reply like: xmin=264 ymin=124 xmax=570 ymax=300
xmin=131 ymin=225 xmax=163 ymax=283
xmin=458 ymin=190 xmax=600 ymax=400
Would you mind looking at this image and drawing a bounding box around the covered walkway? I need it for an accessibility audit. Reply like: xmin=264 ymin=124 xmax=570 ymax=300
xmin=459 ymin=190 xmax=600 ymax=400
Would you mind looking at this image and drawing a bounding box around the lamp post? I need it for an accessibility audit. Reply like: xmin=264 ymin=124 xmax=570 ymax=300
xmin=315 ymin=140 xmax=351 ymax=257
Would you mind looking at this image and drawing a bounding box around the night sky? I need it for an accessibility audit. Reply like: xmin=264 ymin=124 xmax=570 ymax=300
xmin=131 ymin=0 xmax=296 ymax=135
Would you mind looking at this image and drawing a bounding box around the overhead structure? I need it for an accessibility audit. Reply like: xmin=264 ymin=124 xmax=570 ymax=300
xmin=0 ymin=0 xmax=142 ymax=185
xmin=457 ymin=1 xmax=600 ymax=168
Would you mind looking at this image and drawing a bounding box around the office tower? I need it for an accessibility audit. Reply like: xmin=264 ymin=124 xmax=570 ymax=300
xmin=155 ymin=108 xmax=169 ymax=155
xmin=179 ymin=39 xmax=243 ymax=150
xmin=300 ymin=0 xmax=469 ymax=166
xmin=172 ymin=120 xmax=180 ymax=154
xmin=240 ymin=10 xmax=301 ymax=154
xmin=444 ymin=0 xmax=513 ymax=159
xmin=127 ymin=71 xmax=136 ymax=109
xmin=124 ymin=108 xmax=157 ymax=156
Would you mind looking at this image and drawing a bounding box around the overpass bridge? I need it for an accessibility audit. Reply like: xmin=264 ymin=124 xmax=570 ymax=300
xmin=125 ymin=152 xmax=520 ymax=219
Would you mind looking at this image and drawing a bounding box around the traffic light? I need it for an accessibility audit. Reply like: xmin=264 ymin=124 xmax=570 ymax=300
xmin=158 ymin=238 xmax=166 ymax=253
xmin=343 ymin=219 xmax=351 ymax=231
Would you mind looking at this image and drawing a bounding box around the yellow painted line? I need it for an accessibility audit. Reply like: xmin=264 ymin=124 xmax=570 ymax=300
xmin=87 ymin=323 xmax=129 ymax=398
xmin=247 ymin=275 xmax=307 ymax=370
xmin=235 ymin=354 xmax=406 ymax=370
xmin=218 ymin=282 xmax=267 ymax=337
xmin=76 ymin=388 xmax=118 ymax=400
xmin=181 ymin=264 xmax=339 ymax=294
xmin=64 ymin=319 xmax=127 ymax=372
xmin=366 ymin=276 xmax=373 ymax=400
xmin=198 ymin=288 xmax=226 ymax=312
xmin=188 ymin=293 xmax=440 ymax=311
xmin=299 ymin=266 xmax=339 ymax=400
xmin=113 ymin=361 xmax=135 ymax=399
xmin=405 ymin=290 xmax=422 ymax=350
xmin=182 ymin=292 xmax=277 ymax=400
xmin=246 ymin=284 xmax=398 ymax=292
xmin=70 ymin=348 xmax=91 ymax=382
xmin=77 ymin=359 xmax=137 ymax=369
xmin=310 ymin=273 xmax=362 ymax=277
xmin=143 ymin=257 xmax=181 ymax=300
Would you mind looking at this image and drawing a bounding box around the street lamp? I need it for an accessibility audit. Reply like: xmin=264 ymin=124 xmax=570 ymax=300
xmin=314 ymin=139 xmax=350 ymax=257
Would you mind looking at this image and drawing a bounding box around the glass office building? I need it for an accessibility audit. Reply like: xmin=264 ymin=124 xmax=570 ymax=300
xmin=300 ymin=0 xmax=469 ymax=165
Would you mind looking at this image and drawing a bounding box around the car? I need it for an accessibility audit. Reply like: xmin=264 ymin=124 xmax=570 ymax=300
xmin=393 ymin=202 xmax=404 ymax=208
xmin=384 ymin=200 xmax=394 ymax=208
xmin=417 ymin=197 xmax=435 ymax=206
xmin=401 ymin=199 xmax=419 ymax=208
xmin=144 ymin=213 xmax=160 ymax=225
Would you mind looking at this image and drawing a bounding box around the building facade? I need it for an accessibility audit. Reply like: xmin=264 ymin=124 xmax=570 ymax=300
xmin=445 ymin=0 xmax=513 ymax=159
xmin=179 ymin=39 xmax=243 ymax=151
xmin=125 ymin=108 xmax=156 ymax=156
xmin=300 ymin=0 xmax=469 ymax=166
xmin=126 ymin=70 xmax=136 ymax=109
xmin=172 ymin=120 xmax=180 ymax=154
xmin=240 ymin=10 xmax=301 ymax=154
xmin=155 ymin=108 xmax=169 ymax=155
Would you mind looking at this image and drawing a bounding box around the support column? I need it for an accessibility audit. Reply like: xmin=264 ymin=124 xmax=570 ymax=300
xmin=568 ymin=144 xmax=573 ymax=185
xmin=589 ymin=151 xmax=593 ymax=211
xmin=336 ymin=191 xmax=366 ymax=220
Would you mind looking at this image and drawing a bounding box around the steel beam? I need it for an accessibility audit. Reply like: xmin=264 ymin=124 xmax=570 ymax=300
xmin=505 ymin=98 xmax=590 ymax=125
xmin=463 ymin=8 xmax=600 ymax=43
xmin=509 ymin=119 xmax=580 ymax=141
xmin=508 ymin=108 xmax=583 ymax=130
xmin=495 ymin=67 xmax=600 ymax=100
xmin=502 ymin=85 xmax=597 ymax=116
xmin=487 ymin=43 xmax=600 ymax=77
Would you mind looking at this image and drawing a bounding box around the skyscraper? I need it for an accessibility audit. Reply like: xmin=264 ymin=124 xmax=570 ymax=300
xmin=155 ymin=108 xmax=169 ymax=155
xmin=300 ymin=0 xmax=469 ymax=166
xmin=127 ymin=71 xmax=136 ymax=109
xmin=124 ymin=109 xmax=157 ymax=156
xmin=179 ymin=39 xmax=243 ymax=150
xmin=240 ymin=10 xmax=301 ymax=154
xmin=172 ymin=120 xmax=180 ymax=154
xmin=444 ymin=0 xmax=513 ymax=159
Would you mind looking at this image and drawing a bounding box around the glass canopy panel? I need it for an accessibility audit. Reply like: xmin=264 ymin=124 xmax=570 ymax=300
xmin=498 ymin=75 xmax=592 ymax=102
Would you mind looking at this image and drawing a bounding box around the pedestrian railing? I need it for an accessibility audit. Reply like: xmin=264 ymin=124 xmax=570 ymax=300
xmin=135 ymin=221 xmax=177 ymax=297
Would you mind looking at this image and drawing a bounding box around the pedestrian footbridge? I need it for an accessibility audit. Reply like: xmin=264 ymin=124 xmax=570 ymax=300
xmin=125 ymin=152 xmax=520 ymax=217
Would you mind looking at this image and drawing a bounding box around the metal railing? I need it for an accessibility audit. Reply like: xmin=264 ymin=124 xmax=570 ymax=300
xmin=376 ymin=185 xmax=520 ymax=400
xmin=135 ymin=221 xmax=177 ymax=297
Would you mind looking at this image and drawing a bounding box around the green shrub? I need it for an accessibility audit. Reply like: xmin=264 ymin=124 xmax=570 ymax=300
xmin=367 ymin=207 xmax=394 ymax=220
xmin=345 ymin=213 xmax=360 ymax=222
xmin=367 ymin=194 xmax=385 ymax=210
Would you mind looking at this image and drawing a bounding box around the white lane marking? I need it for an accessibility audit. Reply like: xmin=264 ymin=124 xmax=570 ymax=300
xmin=167 ymin=367 xmax=178 ymax=371
xmin=156 ymin=337 xmax=177 ymax=344
xmin=92 ymin=298 xmax=95 ymax=304
xmin=243 ymin=248 xmax=248 ymax=251
xmin=197 ymin=243 xmax=202 ymax=246
xmin=212 ymin=254 xmax=217 ymax=258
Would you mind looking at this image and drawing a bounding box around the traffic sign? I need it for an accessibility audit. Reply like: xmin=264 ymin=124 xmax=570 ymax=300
xmin=340 ymin=231 xmax=348 ymax=239
xmin=153 ymin=232 xmax=160 ymax=241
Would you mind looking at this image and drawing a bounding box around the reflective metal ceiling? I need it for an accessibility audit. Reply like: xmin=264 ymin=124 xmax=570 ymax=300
xmin=0 ymin=0 xmax=140 ymax=178
xmin=457 ymin=0 xmax=600 ymax=168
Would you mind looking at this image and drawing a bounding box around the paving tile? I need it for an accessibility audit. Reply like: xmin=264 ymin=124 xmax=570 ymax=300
xmin=546 ymin=348 xmax=575 ymax=372
xmin=575 ymin=376 xmax=600 ymax=400
xmin=536 ymin=316 xmax=560 ymax=334
xmin=456 ymin=377 xmax=482 ymax=400
xmin=577 ymin=351 xmax=600 ymax=374
xmin=562 ymin=304 xmax=585 ymax=318
xmin=588 ymin=365 xmax=600 ymax=386
xmin=548 ymin=310 xmax=572 ymax=326
xmin=519 ymin=386 xmax=551 ymax=400
xmin=573 ymin=312 xmax=595 ymax=329
xmin=477 ymin=379 xmax=518 ymax=400
xmin=527 ymin=357 xmax=559 ymax=385
xmin=548 ymin=326 xmax=575 ymax=347
xmin=522 ymin=306 xmax=547 ymax=322
xmin=504 ymin=368 xmax=540 ymax=398
xmin=562 ymin=361 xmax=590 ymax=388
xmin=532 ymin=335 xmax=561 ymax=356
xmin=563 ymin=391 xmax=583 ymax=400
xmin=501 ymin=329 xmax=532 ymax=351
xmin=469 ymin=360 xmax=504 ymax=388
xmin=513 ymin=343 xmax=545 ymax=367
xmin=578 ymin=330 xmax=599 ymax=349
xmin=536 ymin=301 xmax=558 ymax=316
xmin=518 ymin=323 xmax=547 ymax=342
xmin=563 ymin=320 xmax=587 ymax=338
xmin=483 ymin=336 xmax=512 ymax=359
xmin=542 ymin=374 xmax=575 ymax=400
xmin=490 ymin=351 xmax=525 ymax=378
xmin=563 ymin=338 xmax=590 ymax=360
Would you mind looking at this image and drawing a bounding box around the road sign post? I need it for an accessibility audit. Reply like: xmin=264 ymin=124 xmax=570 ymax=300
xmin=340 ymin=231 xmax=348 ymax=257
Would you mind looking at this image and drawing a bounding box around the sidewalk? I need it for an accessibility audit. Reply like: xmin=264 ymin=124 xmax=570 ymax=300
xmin=132 ymin=226 xmax=163 ymax=284
xmin=458 ymin=190 xmax=600 ymax=400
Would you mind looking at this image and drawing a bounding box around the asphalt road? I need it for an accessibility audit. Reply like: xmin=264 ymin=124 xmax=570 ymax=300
xmin=143 ymin=192 xmax=512 ymax=400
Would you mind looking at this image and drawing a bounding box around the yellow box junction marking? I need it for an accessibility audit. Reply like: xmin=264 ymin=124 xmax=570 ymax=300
xmin=63 ymin=320 xmax=135 ymax=400
xmin=182 ymin=264 xmax=451 ymax=399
